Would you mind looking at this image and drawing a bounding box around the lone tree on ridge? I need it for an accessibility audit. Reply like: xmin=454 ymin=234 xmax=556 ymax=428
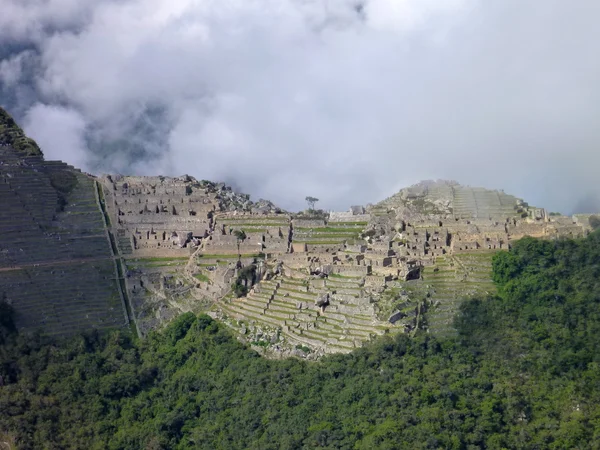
xmin=233 ymin=230 xmax=247 ymax=255
xmin=305 ymin=196 xmax=319 ymax=211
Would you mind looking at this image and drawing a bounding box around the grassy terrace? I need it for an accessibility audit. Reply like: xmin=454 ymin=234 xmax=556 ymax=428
xmin=328 ymin=273 xmax=363 ymax=279
xmin=124 ymin=257 xmax=189 ymax=270
xmin=293 ymin=232 xmax=359 ymax=238
xmin=296 ymin=241 xmax=348 ymax=245
xmin=127 ymin=257 xmax=190 ymax=263
xmin=197 ymin=253 xmax=261 ymax=259
xmin=218 ymin=220 xmax=289 ymax=227
xmin=218 ymin=221 xmax=289 ymax=226
xmin=295 ymin=226 xmax=365 ymax=233
xmin=218 ymin=216 xmax=289 ymax=221
xmin=327 ymin=221 xmax=369 ymax=226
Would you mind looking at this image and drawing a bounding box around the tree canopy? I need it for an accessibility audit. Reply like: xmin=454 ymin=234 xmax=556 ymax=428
xmin=305 ymin=196 xmax=319 ymax=210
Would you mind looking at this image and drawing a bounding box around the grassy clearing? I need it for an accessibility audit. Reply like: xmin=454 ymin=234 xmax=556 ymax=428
xmin=193 ymin=273 xmax=211 ymax=282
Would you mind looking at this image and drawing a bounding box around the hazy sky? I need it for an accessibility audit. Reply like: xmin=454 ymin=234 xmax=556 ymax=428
xmin=1 ymin=0 xmax=600 ymax=212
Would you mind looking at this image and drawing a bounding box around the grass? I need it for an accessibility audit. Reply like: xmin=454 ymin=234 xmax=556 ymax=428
xmin=133 ymin=262 xmax=187 ymax=269
xmin=197 ymin=253 xmax=260 ymax=259
xmin=0 ymin=107 xmax=43 ymax=156
xmin=293 ymin=233 xmax=360 ymax=239
xmin=193 ymin=273 xmax=211 ymax=282
xmin=132 ymin=257 xmax=190 ymax=263
xmin=277 ymin=286 xmax=310 ymax=296
xmin=326 ymin=221 xmax=369 ymax=226
xmin=298 ymin=241 xmax=347 ymax=245
xmin=328 ymin=273 xmax=362 ymax=279
xmin=295 ymin=344 xmax=312 ymax=353
xmin=295 ymin=226 xmax=365 ymax=233
xmin=219 ymin=222 xmax=289 ymax=227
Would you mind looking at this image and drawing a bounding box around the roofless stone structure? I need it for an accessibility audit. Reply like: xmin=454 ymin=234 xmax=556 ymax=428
xmin=1 ymin=107 xmax=597 ymax=357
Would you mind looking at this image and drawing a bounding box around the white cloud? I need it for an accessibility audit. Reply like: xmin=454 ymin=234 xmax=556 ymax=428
xmin=2 ymin=0 xmax=600 ymax=213
xmin=24 ymin=104 xmax=89 ymax=171
xmin=0 ymin=51 xmax=32 ymax=87
xmin=0 ymin=0 xmax=97 ymax=43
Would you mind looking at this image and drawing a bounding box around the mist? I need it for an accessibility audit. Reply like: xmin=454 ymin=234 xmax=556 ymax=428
xmin=1 ymin=0 xmax=600 ymax=213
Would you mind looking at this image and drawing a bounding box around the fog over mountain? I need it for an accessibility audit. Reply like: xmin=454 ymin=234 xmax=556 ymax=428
xmin=1 ymin=0 xmax=599 ymax=213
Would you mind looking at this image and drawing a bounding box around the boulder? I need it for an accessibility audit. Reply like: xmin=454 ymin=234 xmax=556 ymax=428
xmin=388 ymin=311 xmax=405 ymax=324
xmin=315 ymin=293 xmax=330 ymax=308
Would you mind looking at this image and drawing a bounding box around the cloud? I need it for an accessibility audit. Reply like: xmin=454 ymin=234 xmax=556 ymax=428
xmin=24 ymin=103 xmax=89 ymax=170
xmin=1 ymin=0 xmax=600 ymax=213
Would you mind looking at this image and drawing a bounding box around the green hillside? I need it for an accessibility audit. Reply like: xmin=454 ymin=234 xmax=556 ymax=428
xmin=0 ymin=107 xmax=42 ymax=157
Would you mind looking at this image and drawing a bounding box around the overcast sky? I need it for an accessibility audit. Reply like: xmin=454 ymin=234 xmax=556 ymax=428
xmin=1 ymin=0 xmax=600 ymax=213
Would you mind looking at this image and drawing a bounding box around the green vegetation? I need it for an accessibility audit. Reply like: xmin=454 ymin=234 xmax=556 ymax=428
xmin=233 ymin=229 xmax=247 ymax=254
xmin=295 ymin=344 xmax=312 ymax=353
xmin=233 ymin=264 xmax=257 ymax=297
xmin=0 ymin=301 xmax=15 ymax=345
xmin=327 ymin=273 xmax=362 ymax=279
xmin=0 ymin=107 xmax=43 ymax=156
xmin=329 ymin=221 xmax=369 ymax=226
xmin=197 ymin=253 xmax=260 ymax=259
xmin=48 ymin=169 xmax=79 ymax=211
xmin=296 ymin=226 xmax=363 ymax=233
xmin=49 ymin=170 xmax=78 ymax=194
xmin=296 ymin=240 xmax=346 ymax=245
xmin=2 ymin=232 xmax=600 ymax=448
xmin=305 ymin=196 xmax=319 ymax=210
xmin=193 ymin=273 xmax=210 ymax=283
xmin=294 ymin=233 xmax=360 ymax=239
xmin=590 ymin=215 xmax=600 ymax=230
xmin=131 ymin=257 xmax=189 ymax=263
xmin=219 ymin=217 xmax=288 ymax=223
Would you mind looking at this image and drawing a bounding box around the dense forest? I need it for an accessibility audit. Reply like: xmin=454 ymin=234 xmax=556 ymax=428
xmin=1 ymin=232 xmax=600 ymax=449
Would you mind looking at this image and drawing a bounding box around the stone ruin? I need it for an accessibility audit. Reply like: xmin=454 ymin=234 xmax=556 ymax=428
xmin=1 ymin=106 xmax=596 ymax=357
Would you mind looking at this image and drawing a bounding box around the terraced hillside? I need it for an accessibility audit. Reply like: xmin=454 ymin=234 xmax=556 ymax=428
xmin=216 ymin=273 xmax=392 ymax=357
xmin=0 ymin=144 xmax=128 ymax=336
xmin=452 ymin=186 xmax=520 ymax=219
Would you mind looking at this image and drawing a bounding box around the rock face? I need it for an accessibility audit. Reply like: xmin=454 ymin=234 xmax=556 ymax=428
xmin=1 ymin=108 xmax=596 ymax=357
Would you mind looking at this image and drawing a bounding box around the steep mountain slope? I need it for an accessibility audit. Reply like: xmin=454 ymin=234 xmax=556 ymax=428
xmin=0 ymin=108 xmax=127 ymax=336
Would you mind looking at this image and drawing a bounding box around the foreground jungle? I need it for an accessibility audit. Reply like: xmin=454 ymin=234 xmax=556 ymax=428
xmin=1 ymin=232 xmax=600 ymax=449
